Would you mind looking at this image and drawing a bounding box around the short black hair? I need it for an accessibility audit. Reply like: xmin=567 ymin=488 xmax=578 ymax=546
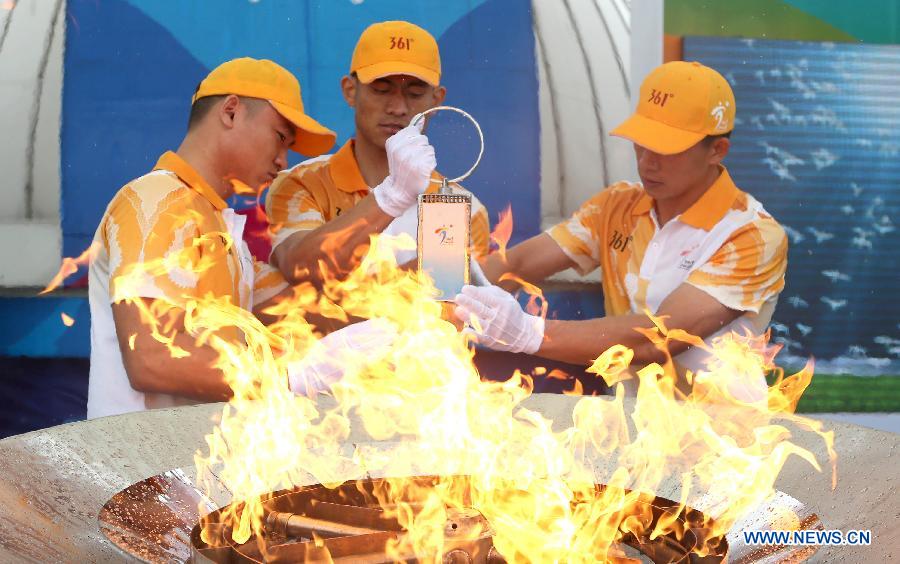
xmin=187 ymin=93 xmax=226 ymax=131
xmin=186 ymin=92 xmax=265 ymax=131
xmin=703 ymin=131 xmax=732 ymax=144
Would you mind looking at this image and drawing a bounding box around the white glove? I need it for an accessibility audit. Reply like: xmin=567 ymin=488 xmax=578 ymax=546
xmin=372 ymin=123 xmax=436 ymax=217
xmin=453 ymin=285 xmax=545 ymax=354
xmin=288 ymin=318 xmax=397 ymax=396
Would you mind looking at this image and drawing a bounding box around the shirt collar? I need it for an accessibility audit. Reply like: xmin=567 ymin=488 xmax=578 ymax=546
xmin=632 ymin=192 xmax=654 ymax=217
xmin=632 ymin=165 xmax=739 ymax=231
xmin=679 ymin=166 xmax=739 ymax=230
xmin=330 ymin=140 xmax=369 ymax=193
xmin=329 ymin=138 xmax=448 ymax=193
xmin=153 ymin=151 xmax=228 ymax=211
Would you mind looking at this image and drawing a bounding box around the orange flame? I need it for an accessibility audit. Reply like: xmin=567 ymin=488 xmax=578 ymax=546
xmin=498 ymin=272 xmax=548 ymax=318
xmin=60 ymin=312 xmax=74 ymax=327
xmin=40 ymin=242 xmax=101 ymax=294
xmin=99 ymin=204 xmax=836 ymax=561
xmin=186 ymin=232 xmax=835 ymax=560
xmin=546 ymin=368 xmax=568 ymax=380
xmin=489 ymin=205 xmax=513 ymax=261
xmin=229 ymin=178 xmax=258 ymax=196
xmin=587 ymin=344 xmax=634 ymax=387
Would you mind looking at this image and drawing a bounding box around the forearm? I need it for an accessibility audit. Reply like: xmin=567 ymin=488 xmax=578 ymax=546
xmin=252 ymin=275 xmax=368 ymax=338
xmin=114 ymin=298 xmax=248 ymax=401
xmin=538 ymin=314 xmax=666 ymax=367
xmin=459 ymin=280 xmax=744 ymax=376
xmin=274 ymin=195 xmax=394 ymax=285
xmin=122 ymin=329 xmax=234 ymax=401
xmin=253 ymin=285 xmax=292 ymax=326
xmin=481 ymin=253 xmax=510 ymax=286
xmin=481 ymin=233 xmax=575 ymax=291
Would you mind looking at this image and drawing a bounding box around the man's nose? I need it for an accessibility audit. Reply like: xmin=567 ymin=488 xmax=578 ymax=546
xmin=274 ymin=147 xmax=288 ymax=170
xmin=385 ymin=90 xmax=410 ymax=116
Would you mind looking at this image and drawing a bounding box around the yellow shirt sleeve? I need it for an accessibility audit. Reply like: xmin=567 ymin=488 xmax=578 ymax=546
xmin=470 ymin=205 xmax=490 ymax=258
xmin=265 ymin=170 xmax=327 ymax=253
xmin=687 ymin=215 xmax=788 ymax=313
xmin=252 ymin=259 xmax=289 ymax=306
xmin=546 ymin=190 xmax=611 ymax=275
xmin=105 ymin=185 xmax=212 ymax=306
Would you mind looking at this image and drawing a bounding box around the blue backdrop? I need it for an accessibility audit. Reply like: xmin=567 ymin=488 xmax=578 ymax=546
xmin=61 ymin=0 xmax=540 ymax=260
xmin=685 ymin=36 xmax=900 ymax=373
xmin=17 ymin=6 xmax=900 ymax=373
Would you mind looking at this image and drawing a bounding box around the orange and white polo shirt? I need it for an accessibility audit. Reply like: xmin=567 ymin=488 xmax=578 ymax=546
xmin=87 ymin=151 xmax=288 ymax=419
xmin=548 ymin=166 xmax=788 ymax=384
xmin=265 ymin=139 xmax=491 ymax=263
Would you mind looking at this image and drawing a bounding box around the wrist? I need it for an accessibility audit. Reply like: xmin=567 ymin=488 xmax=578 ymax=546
xmin=373 ymin=176 xmax=421 ymax=218
xmin=372 ymin=176 xmax=404 ymax=217
xmin=520 ymin=313 xmax=545 ymax=354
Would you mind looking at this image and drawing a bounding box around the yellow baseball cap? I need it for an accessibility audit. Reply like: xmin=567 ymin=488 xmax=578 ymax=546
xmin=350 ymin=21 xmax=441 ymax=86
xmin=611 ymin=61 xmax=736 ymax=155
xmin=193 ymin=57 xmax=336 ymax=156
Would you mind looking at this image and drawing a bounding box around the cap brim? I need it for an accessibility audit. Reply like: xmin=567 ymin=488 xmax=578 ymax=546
xmin=355 ymin=61 xmax=440 ymax=87
xmin=610 ymin=113 xmax=705 ymax=155
xmin=269 ymin=101 xmax=337 ymax=156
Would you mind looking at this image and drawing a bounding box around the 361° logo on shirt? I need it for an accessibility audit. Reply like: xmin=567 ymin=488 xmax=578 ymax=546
xmin=677 ymin=243 xmax=699 ymax=270
xmin=609 ymin=230 xmax=632 ymax=252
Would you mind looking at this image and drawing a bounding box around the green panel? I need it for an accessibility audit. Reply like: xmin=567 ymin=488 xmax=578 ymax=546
xmin=767 ymin=375 xmax=900 ymax=413
xmin=665 ymin=0 xmax=857 ymax=43
xmin=785 ymin=0 xmax=900 ymax=44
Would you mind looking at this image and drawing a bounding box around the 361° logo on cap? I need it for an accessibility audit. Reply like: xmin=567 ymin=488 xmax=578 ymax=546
xmin=390 ymin=36 xmax=414 ymax=50
xmin=648 ymin=89 xmax=674 ymax=107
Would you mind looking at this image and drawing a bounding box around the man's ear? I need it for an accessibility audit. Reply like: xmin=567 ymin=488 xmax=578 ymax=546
xmin=340 ymin=75 xmax=357 ymax=108
xmin=709 ymin=136 xmax=730 ymax=165
xmin=219 ymin=94 xmax=241 ymax=129
xmin=432 ymin=85 xmax=447 ymax=106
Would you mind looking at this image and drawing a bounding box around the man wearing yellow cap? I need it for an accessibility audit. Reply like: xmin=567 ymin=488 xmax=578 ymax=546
xmin=266 ymin=21 xmax=490 ymax=286
xmin=455 ymin=62 xmax=788 ymax=401
xmin=88 ymin=58 xmax=354 ymax=418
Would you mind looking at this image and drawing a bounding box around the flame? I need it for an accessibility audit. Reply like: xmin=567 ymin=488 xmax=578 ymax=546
xmin=229 ymin=178 xmax=258 ymax=196
xmin=498 ymin=272 xmax=548 ymax=318
xmin=60 ymin=312 xmax=75 ymax=327
xmin=546 ymin=368 xmax=568 ymax=381
xmin=98 ymin=206 xmax=835 ymax=561
xmin=490 ymin=205 xmax=513 ymax=261
xmin=587 ymin=344 xmax=634 ymax=387
xmin=40 ymin=242 xmax=100 ymax=294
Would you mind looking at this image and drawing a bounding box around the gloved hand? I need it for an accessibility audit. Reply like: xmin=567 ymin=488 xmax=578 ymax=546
xmin=453 ymin=285 xmax=545 ymax=354
xmin=288 ymin=318 xmax=397 ymax=396
xmin=372 ymin=123 xmax=436 ymax=217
